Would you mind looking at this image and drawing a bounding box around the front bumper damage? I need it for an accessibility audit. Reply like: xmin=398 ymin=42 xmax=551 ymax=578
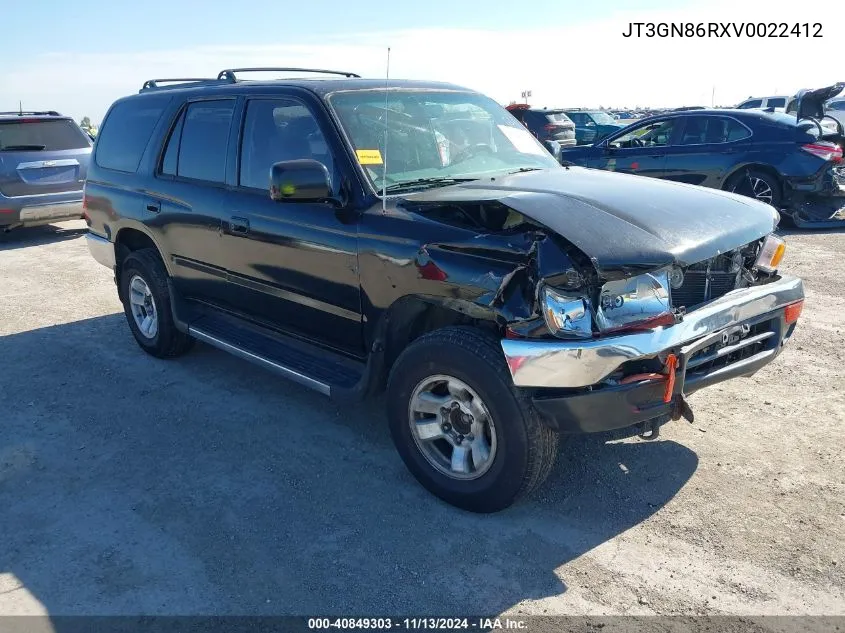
xmin=501 ymin=275 xmax=804 ymax=434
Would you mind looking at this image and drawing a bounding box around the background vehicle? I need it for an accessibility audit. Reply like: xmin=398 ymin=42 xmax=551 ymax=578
xmin=85 ymin=69 xmax=802 ymax=513
xmin=505 ymin=104 xmax=577 ymax=148
xmin=0 ymin=110 xmax=92 ymax=231
xmin=736 ymin=96 xmax=789 ymax=112
xmin=562 ymin=109 xmax=626 ymax=144
xmin=785 ymin=83 xmax=845 ymax=145
xmin=561 ymin=109 xmax=844 ymax=226
xmin=825 ymin=97 xmax=845 ymax=129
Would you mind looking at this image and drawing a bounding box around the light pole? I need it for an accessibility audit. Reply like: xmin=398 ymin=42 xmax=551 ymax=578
xmin=521 ymin=90 xmax=532 ymax=104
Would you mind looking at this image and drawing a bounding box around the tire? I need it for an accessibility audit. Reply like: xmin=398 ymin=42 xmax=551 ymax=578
xmin=119 ymin=248 xmax=194 ymax=358
xmin=386 ymin=326 xmax=558 ymax=513
xmin=725 ymin=169 xmax=782 ymax=209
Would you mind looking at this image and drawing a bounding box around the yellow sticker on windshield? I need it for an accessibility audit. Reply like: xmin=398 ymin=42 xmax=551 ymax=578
xmin=356 ymin=149 xmax=383 ymax=165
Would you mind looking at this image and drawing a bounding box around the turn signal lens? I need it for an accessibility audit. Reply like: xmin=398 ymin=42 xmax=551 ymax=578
xmin=784 ymin=300 xmax=804 ymax=324
xmin=755 ymin=235 xmax=786 ymax=273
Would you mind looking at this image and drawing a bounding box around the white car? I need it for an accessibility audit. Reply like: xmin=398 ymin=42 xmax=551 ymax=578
xmin=736 ymin=95 xmax=789 ymax=112
xmin=825 ymin=97 xmax=845 ymax=129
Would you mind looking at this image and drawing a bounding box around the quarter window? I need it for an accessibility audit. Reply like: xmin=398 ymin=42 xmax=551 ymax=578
xmin=96 ymin=95 xmax=170 ymax=172
xmin=239 ymin=98 xmax=335 ymax=191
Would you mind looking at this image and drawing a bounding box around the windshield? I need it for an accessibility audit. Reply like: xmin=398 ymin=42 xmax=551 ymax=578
xmin=328 ymin=90 xmax=560 ymax=193
xmin=588 ymin=111 xmax=617 ymax=125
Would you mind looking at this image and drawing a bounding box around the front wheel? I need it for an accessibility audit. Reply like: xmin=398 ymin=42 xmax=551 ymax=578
xmin=387 ymin=326 xmax=558 ymax=513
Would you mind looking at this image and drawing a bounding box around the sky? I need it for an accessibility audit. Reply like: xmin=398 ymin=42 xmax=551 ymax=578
xmin=1 ymin=0 xmax=842 ymax=124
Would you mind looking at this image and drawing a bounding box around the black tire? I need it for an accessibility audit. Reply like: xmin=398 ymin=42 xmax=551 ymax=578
xmin=387 ymin=326 xmax=558 ymax=513
xmin=119 ymin=248 xmax=194 ymax=358
xmin=725 ymin=169 xmax=782 ymax=209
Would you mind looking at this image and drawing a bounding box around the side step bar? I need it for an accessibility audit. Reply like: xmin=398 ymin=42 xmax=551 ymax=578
xmin=188 ymin=326 xmax=332 ymax=396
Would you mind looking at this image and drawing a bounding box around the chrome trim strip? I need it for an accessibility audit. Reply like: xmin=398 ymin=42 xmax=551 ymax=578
xmin=85 ymin=232 xmax=116 ymax=269
xmin=502 ymin=275 xmax=803 ymax=388
xmin=17 ymin=158 xmax=80 ymax=170
xmin=187 ymin=327 xmax=332 ymax=396
xmin=685 ymin=330 xmax=774 ymax=370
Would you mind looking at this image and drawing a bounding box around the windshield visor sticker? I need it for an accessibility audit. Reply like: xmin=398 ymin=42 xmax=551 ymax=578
xmin=497 ymin=125 xmax=548 ymax=156
xmin=356 ymin=149 xmax=384 ymax=165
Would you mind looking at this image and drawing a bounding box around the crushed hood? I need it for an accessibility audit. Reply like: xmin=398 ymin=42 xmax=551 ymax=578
xmin=401 ymin=167 xmax=779 ymax=278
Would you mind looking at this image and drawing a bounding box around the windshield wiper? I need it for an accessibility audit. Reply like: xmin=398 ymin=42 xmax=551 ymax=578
xmin=0 ymin=144 xmax=46 ymax=151
xmin=383 ymin=176 xmax=478 ymax=193
xmin=507 ymin=167 xmax=543 ymax=174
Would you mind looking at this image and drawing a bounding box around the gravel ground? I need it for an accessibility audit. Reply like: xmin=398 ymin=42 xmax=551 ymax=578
xmin=0 ymin=221 xmax=843 ymax=618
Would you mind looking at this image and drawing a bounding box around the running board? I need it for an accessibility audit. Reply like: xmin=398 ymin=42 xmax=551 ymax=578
xmin=188 ymin=326 xmax=333 ymax=395
xmin=186 ymin=312 xmax=366 ymax=398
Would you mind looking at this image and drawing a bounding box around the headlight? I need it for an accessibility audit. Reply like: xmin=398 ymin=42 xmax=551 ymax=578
xmin=755 ymin=234 xmax=786 ymax=273
xmin=595 ymin=269 xmax=674 ymax=333
xmin=541 ymin=286 xmax=593 ymax=339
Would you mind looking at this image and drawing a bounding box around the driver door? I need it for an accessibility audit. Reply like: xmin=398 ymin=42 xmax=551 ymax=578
xmin=596 ymin=117 xmax=679 ymax=179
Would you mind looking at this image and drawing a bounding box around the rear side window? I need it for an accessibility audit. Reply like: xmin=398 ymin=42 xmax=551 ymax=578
xmin=767 ymin=98 xmax=786 ymax=108
xmin=162 ymin=100 xmax=234 ymax=183
xmin=0 ymin=119 xmax=90 ymax=151
xmin=545 ymin=112 xmax=571 ymax=123
xmin=739 ymin=99 xmax=763 ymax=109
xmin=96 ymin=96 xmax=169 ymax=172
xmin=678 ymin=116 xmax=751 ymax=145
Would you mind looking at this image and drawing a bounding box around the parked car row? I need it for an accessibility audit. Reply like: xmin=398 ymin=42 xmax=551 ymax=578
xmin=71 ymin=67 xmax=805 ymax=512
xmin=559 ymin=83 xmax=845 ymax=228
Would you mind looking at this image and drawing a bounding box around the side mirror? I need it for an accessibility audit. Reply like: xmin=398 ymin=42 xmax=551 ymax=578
xmin=270 ymin=159 xmax=331 ymax=203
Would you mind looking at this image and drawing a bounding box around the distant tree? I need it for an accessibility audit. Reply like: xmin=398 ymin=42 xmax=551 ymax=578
xmin=80 ymin=116 xmax=91 ymax=129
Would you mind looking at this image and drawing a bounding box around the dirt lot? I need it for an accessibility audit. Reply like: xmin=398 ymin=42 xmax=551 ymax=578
xmin=1 ymin=221 xmax=843 ymax=617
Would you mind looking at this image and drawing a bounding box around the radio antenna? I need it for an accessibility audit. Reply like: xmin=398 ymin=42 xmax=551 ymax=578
xmin=382 ymin=47 xmax=391 ymax=213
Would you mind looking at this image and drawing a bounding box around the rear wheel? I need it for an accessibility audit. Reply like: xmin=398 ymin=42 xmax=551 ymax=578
xmin=119 ymin=249 xmax=194 ymax=358
xmin=387 ymin=326 xmax=558 ymax=513
xmin=726 ymin=169 xmax=782 ymax=208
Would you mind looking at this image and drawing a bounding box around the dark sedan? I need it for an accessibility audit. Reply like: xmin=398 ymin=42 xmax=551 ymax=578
xmin=561 ymin=109 xmax=844 ymax=227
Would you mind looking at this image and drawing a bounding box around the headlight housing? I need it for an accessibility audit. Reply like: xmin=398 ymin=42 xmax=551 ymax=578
xmin=595 ymin=268 xmax=674 ymax=333
xmin=541 ymin=268 xmax=678 ymax=339
xmin=754 ymin=234 xmax=786 ymax=273
xmin=541 ymin=286 xmax=593 ymax=339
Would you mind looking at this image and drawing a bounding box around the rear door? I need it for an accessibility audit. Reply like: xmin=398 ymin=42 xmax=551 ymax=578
xmin=0 ymin=117 xmax=91 ymax=202
xmin=150 ymin=98 xmax=238 ymax=304
xmin=661 ymin=115 xmax=753 ymax=187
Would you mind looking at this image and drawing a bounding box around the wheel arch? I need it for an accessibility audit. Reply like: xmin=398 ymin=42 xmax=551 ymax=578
xmin=113 ymin=225 xmax=171 ymax=301
xmin=722 ymin=163 xmax=784 ymax=196
xmin=368 ymin=295 xmax=504 ymax=395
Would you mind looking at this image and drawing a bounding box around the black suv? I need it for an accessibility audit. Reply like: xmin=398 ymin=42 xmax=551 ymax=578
xmin=85 ymin=68 xmax=804 ymax=512
xmin=505 ymin=104 xmax=577 ymax=150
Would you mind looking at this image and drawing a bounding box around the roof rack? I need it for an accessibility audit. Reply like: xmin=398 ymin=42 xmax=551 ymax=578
xmin=216 ymin=67 xmax=361 ymax=81
xmin=140 ymin=78 xmax=226 ymax=91
xmin=0 ymin=110 xmax=61 ymax=116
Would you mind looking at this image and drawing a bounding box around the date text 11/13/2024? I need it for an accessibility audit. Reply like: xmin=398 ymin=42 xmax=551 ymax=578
xmin=308 ymin=617 xmax=527 ymax=630
xmin=622 ymin=22 xmax=823 ymax=37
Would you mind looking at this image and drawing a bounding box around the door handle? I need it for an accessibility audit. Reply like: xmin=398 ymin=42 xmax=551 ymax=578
xmin=229 ymin=216 xmax=250 ymax=234
xmin=146 ymin=201 xmax=161 ymax=213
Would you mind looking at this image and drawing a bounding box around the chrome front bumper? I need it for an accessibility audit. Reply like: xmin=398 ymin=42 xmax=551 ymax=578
xmin=86 ymin=232 xmax=116 ymax=270
xmin=502 ymin=275 xmax=804 ymax=388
